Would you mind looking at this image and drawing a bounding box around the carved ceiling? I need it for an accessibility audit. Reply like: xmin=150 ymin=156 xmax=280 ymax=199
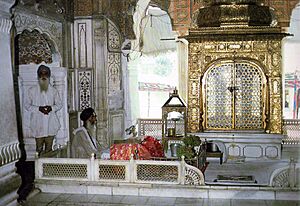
xmin=20 ymin=0 xmax=297 ymax=39
xmin=74 ymin=0 xmax=137 ymax=39
xmin=14 ymin=0 xmax=72 ymax=21
xmin=167 ymin=0 xmax=299 ymax=35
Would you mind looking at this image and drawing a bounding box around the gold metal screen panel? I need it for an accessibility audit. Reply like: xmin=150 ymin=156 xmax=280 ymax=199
xmin=206 ymin=64 xmax=233 ymax=129
xmin=137 ymin=164 xmax=178 ymax=182
xmin=99 ymin=165 xmax=126 ymax=180
xmin=42 ymin=163 xmax=87 ymax=178
xmin=235 ymin=63 xmax=263 ymax=129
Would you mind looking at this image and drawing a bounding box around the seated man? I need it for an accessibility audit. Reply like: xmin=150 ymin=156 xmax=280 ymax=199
xmin=71 ymin=107 xmax=100 ymax=158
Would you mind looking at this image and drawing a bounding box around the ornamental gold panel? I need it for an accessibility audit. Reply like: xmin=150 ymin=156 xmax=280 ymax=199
xmin=203 ymin=61 xmax=266 ymax=130
xmin=187 ymin=37 xmax=283 ymax=134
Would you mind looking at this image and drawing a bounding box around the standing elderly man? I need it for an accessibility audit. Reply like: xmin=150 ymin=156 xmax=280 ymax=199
xmin=71 ymin=107 xmax=100 ymax=158
xmin=24 ymin=65 xmax=62 ymax=156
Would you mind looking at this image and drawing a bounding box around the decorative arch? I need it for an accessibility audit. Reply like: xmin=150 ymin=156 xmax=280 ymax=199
xmin=202 ymin=59 xmax=268 ymax=131
xmin=13 ymin=12 xmax=63 ymax=65
xmin=15 ymin=29 xmax=60 ymax=65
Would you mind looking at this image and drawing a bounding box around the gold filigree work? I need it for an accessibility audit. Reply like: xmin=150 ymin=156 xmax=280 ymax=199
xmin=186 ymin=34 xmax=284 ymax=134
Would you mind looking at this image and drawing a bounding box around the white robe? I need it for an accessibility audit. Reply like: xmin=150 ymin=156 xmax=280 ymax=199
xmin=24 ymin=84 xmax=62 ymax=138
xmin=71 ymin=127 xmax=100 ymax=158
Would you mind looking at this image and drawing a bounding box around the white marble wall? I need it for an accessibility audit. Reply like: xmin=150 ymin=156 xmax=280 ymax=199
xmin=72 ymin=17 xmax=130 ymax=148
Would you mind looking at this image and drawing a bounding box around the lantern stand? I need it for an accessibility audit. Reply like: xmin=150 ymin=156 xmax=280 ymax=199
xmin=162 ymin=88 xmax=187 ymax=157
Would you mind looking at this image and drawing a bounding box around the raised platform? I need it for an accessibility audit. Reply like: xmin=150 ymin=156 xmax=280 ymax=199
xmin=194 ymin=132 xmax=283 ymax=163
xmin=35 ymin=179 xmax=300 ymax=200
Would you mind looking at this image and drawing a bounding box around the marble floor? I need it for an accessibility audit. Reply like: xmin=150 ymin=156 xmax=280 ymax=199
xmin=204 ymin=145 xmax=300 ymax=185
xmin=22 ymin=192 xmax=300 ymax=206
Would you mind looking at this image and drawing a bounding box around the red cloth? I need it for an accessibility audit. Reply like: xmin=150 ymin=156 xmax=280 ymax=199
xmin=110 ymin=143 xmax=151 ymax=160
xmin=141 ymin=136 xmax=164 ymax=157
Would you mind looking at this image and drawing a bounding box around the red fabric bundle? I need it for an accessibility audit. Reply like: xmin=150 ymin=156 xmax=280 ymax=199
xmin=141 ymin=136 xmax=164 ymax=157
xmin=110 ymin=143 xmax=151 ymax=160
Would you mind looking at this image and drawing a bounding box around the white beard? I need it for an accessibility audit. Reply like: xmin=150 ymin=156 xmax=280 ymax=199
xmin=86 ymin=120 xmax=97 ymax=138
xmin=39 ymin=78 xmax=49 ymax=91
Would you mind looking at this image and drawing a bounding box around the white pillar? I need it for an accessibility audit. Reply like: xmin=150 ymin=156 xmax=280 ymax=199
xmin=0 ymin=1 xmax=21 ymax=205
xmin=0 ymin=0 xmax=18 ymax=146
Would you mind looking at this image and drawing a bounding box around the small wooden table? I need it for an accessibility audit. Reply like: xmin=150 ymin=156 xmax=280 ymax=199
xmin=206 ymin=151 xmax=223 ymax=164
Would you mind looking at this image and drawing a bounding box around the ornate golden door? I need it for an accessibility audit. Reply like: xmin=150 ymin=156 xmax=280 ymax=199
xmin=204 ymin=61 xmax=266 ymax=130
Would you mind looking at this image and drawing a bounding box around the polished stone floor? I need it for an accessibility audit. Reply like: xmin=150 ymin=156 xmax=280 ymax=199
xmin=204 ymin=146 xmax=300 ymax=185
xmin=23 ymin=193 xmax=300 ymax=206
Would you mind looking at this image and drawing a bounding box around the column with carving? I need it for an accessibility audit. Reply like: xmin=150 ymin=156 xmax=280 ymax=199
xmin=0 ymin=0 xmax=20 ymax=153
xmin=0 ymin=0 xmax=22 ymax=205
xmin=268 ymin=40 xmax=283 ymax=134
xmin=94 ymin=19 xmax=109 ymax=149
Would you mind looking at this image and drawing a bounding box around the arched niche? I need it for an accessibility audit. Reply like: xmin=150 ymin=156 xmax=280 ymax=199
xmin=15 ymin=28 xmax=68 ymax=159
xmin=15 ymin=29 xmax=61 ymax=65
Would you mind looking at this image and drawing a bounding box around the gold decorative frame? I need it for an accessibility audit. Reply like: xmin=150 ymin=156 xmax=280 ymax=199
xmin=186 ymin=31 xmax=284 ymax=134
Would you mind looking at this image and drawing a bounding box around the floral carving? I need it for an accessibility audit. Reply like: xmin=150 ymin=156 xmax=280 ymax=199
xmin=16 ymin=30 xmax=52 ymax=65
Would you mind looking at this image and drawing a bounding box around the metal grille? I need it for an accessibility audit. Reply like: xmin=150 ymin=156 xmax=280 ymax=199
xmin=205 ymin=62 xmax=264 ymax=130
xmin=42 ymin=163 xmax=87 ymax=178
xmin=283 ymin=119 xmax=300 ymax=144
xmin=136 ymin=164 xmax=178 ymax=182
xmin=99 ymin=165 xmax=126 ymax=180
xmin=206 ymin=64 xmax=233 ymax=129
xmin=235 ymin=63 xmax=263 ymax=129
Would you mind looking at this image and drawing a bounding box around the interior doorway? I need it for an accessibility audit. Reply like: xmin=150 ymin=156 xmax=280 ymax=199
xmin=203 ymin=60 xmax=267 ymax=131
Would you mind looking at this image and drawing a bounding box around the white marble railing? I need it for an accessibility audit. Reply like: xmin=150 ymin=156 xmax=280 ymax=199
xmin=138 ymin=118 xmax=163 ymax=140
xmin=282 ymin=119 xmax=300 ymax=145
xmin=138 ymin=118 xmax=300 ymax=145
xmin=0 ymin=141 xmax=21 ymax=166
xmin=35 ymin=155 xmax=205 ymax=185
